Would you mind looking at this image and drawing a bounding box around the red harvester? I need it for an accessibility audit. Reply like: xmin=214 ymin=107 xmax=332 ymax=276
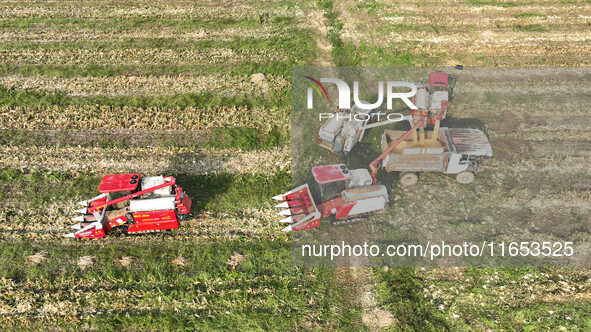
xmin=66 ymin=174 xmax=191 ymax=238
xmin=273 ymin=164 xmax=389 ymax=231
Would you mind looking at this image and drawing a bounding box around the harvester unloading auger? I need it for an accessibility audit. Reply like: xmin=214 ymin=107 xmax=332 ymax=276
xmin=66 ymin=174 xmax=191 ymax=238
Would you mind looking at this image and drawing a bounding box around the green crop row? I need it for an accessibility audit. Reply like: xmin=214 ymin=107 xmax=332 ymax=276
xmin=0 ymin=237 xmax=363 ymax=330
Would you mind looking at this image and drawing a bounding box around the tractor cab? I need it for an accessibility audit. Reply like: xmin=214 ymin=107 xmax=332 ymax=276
xmin=312 ymin=164 xmax=373 ymax=201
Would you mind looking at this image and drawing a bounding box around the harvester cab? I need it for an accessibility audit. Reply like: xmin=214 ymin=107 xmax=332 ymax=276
xmin=274 ymin=164 xmax=389 ymax=231
xmin=66 ymin=173 xmax=192 ymax=238
xmin=314 ymin=164 xmax=373 ymax=201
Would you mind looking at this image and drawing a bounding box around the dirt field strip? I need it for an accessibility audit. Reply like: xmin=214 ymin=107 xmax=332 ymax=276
xmin=0 ymin=49 xmax=288 ymax=66
xmin=0 ymin=146 xmax=289 ymax=174
xmin=0 ymin=106 xmax=289 ymax=130
xmin=0 ymin=74 xmax=289 ymax=97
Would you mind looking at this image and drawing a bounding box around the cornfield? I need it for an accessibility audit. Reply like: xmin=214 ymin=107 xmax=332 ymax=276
xmin=0 ymin=0 xmax=590 ymax=330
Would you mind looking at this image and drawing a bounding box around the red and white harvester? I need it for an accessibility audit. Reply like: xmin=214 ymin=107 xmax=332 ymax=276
xmin=273 ymin=164 xmax=389 ymax=231
xmin=65 ymin=174 xmax=192 ymax=238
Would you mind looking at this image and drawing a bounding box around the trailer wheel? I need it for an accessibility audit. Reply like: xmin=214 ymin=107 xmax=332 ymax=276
xmin=456 ymin=171 xmax=475 ymax=184
xmin=399 ymin=172 xmax=418 ymax=186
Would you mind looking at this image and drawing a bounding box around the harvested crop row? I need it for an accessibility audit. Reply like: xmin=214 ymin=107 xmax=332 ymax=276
xmin=0 ymin=271 xmax=296 ymax=318
xmin=490 ymin=155 xmax=591 ymax=175
xmin=343 ymin=1 xmax=591 ymax=66
xmin=0 ymin=235 xmax=326 ymax=332
xmin=390 ymin=193 xmax=590 ymax=231
xmin=453 ymin=101 xmax=587 ymax=117
xmin=0 ymin=49 xmax=288 ymax=66
xmin=456 ymin=80 xmax=591 ymax=94
xmin=498 ymin=189 xmax=591 ymax=210
xmin=0 ymin=2 xmax=300 ymax=20
xmin=371 ymin=15 xmax=591 ymax=28
xmin=0 ymin=206 xmax=280 ymax=239
xmin=0 ymin=106 xmax=289 ymax=130
xmin=418 ymin=267 xmax=591 ymax=326
xmin=380 ymin=170 xmax=590 ymax=218
xmin=405 ymin=42 xmax=591 ymax=57
xmin=454 ymin=67 xmax=591 ymax=81
xmin=0 ymin=129 xmax=205 ymax=148
xmin=380 ymin=31 xmax=591 ymax=44
xmin=0 ymin=74 xmax=290 ymax=97
xmin=0 ymin=26 xmax=279 ymax=43
xmin=0 ymin=145 xmax=290 ymax=175
xmin=493 ymin=130 xmax=591 ymax=143
xmin=360 ymin=1 xmax=591 ymax=18
xmin=383 ymin=67 xmax=591 ymax=85
xmin=369 ymin=42 xmax=591 ymax=61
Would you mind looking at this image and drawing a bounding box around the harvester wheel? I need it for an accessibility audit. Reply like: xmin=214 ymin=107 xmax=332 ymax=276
xmin=399 ymin=172 xmax=418 ymax=186
xmin=111 ymin=213 xmax=136 ymax=235
xmin=125 ymin=213 xmax=135 ymax=225
xmin=111 ymin=225 xmax=130 ymax=236
xmin=456 ymin=171 xmax=475 ymax=184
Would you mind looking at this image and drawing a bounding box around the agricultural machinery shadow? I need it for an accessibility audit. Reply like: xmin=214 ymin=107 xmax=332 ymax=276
xmin=165 ymin=151 xmax=290 ymax=218
xmin=440 ymin=116 xmax=488 ymax=136
xmin=164 ymin=152 xmax=233 ymax=215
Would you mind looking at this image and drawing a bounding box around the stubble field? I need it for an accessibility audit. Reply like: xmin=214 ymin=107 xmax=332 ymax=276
xmin=0 ymin=0 xmax=590 ymax=330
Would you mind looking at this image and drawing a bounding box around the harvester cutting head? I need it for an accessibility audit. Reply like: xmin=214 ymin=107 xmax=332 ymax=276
xmin=66 ymin=173 xmax=192 ymax=238
xmin=273 ymin=183 xmax=321 ymax=232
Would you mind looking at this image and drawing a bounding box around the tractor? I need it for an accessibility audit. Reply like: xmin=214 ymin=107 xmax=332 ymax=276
xmin=66 ymin=173 xmax=191 ymax=238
